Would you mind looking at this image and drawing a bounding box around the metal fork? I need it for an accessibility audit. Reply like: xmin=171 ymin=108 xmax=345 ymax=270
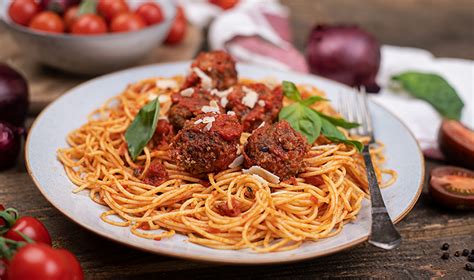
xmin=338 ymin=87 xmax=402 ymax=250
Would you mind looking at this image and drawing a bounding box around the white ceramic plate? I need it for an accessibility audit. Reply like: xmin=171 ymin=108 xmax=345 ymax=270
xmin=26 ymin=63 xmax=424 ymax=264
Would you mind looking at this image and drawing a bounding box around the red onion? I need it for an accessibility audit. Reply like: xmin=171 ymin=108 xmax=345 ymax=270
xmin=306 ymin=25 xmax=381 ymax=93
xmin=0 ymin=64 xmax=29 ymax=127
xmin=40 ymin=0 xmax=80 ymax=14
xmin=0 ymin=122 xmax=24 ymax=170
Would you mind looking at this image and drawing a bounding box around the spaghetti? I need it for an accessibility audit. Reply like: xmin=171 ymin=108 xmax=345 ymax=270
xmin=57 ymin=76 xmax=396 ymax=252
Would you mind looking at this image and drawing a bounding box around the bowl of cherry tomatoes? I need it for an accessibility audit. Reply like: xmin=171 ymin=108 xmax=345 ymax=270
xmin=0 ymin=0 xmax=177 ymax=75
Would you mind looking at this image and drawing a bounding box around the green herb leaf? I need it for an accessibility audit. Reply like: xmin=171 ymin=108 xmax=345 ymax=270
xmin=282 ymin=81 xmax=302 ymax=102
xmin=279 ymin=103 xmax=321 ymax=144
xmin=78 ymin=0 xmax=97 ymax=16
xmin=320 ymin=117 xmax=363 ymax=152
xmin=391 ymin=72 xmax=464 ymax=120
xmin=317 ymin=112 xmax=359 ymax=129
xmin=125 ymin=98 xmax=160 ymax=161
xmin=301 ymin=95 xmax=327 ymax=106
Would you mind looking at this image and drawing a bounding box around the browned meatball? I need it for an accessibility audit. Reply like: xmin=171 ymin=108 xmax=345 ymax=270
xmin=183 ymin=51 xmax=238 ymax=90
xmin=168 ymin=87 xmax=223 ymax=131
xmin=170 ymin=113 xmax=243 ymax=175
xmin=226 ymin=83 xmax=283 ymax=132
xmin=243 ymin=121 xmax=308 ymax=180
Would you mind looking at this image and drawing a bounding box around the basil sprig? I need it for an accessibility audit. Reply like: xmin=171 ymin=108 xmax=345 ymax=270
xmin=278 ymin=81 xmax=363 ymax=152
xmin=391 ymin=72 xmax=464 ymax=120
xmin=125 ymin=98 xmax=160 ymax=161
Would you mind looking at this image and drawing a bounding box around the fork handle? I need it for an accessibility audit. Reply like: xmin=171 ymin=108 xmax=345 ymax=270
xmin=362 ymin=145 xmax=402 ymax=250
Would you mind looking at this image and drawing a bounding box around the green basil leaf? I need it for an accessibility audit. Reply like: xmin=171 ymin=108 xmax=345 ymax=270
xmin=326 ymin=137 xmax=364 ymax=152
xmin=318 ymin=112 xmax=359 ymax=129
xmin=125 ymin=98 xmax=160 ymax=161
xmin=391 ymin=72 xmax=464 ymax=120
xmin=282 ymin=81 xmax=301 ymax=102
xmin=279 ymin=103 xmax=321 ymax=144
xmin=78 ymin=0 xmax=97 ymax=16
xmin=301 ymin=95 xmax=327 ymax=106
xmin=320 ymin=117 xmax=363 ymax=152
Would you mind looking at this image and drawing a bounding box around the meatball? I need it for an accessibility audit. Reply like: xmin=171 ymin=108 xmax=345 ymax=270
xmin=168 ymin=87 xmax=223 ymax=130
xmin=170 ymin=113 xmax=243 ymax=175
xmin=152 ymin=119 xmax=174 ymax=149
xmin=183 ymin=51 xmax=238 ymax=90
xmin=243 ymin=120 xmax=308 ymax=180
xmin=226 ymin=83 xmax=283 ymax=132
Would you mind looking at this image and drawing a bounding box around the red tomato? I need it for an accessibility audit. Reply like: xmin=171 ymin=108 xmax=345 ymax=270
xmin=135 ymin=2 xmax=163 ymax=25
xmin=208 ymin=0 xmax=239 ymax=10
xmin=71 ymin=14 xmax=107 ymax=35
xmin=164 ymin=7 xmax=186 ymax=45
xmin=29 ymin=11 xmax=65 ymax=33
xmin=97 ymin=0 xmax=129 ymax=22
xmin=8 ymin=0 xmax=40 ymax=26
xmin=63 ymin=5 xmax=79 ymax=31
xmin=6 ymin=243 xmax=83 ymax=280
xmin=110 ymin=12 xmax=146 ymax=33
xmin=4 ymin=216 xmax=52 ymax=245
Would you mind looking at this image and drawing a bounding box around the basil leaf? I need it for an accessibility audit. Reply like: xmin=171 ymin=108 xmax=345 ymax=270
xmin=317 ymin=112 xmax=359 ymax=129
xmin=320 ymin=117 xmax=363 ymax=152
xmin=279 ymin=103 xmax=321 ymax=144
xmin=327 ymin=137 xmax=364 ymax=152
xmin=391 ymin=72 xmax=464 ymax=120
xmin=301 ymin=95 xmax=327 ymax=106
xmin=282 ymin=81 xmax=301 ymax=102
xmin=125 ymin=98 xmax=160 ymax=161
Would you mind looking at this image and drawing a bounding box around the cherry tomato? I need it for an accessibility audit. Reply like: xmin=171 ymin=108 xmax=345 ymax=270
xmin=110 ymin=12 xmax=146 ymax=33
xmin=438 ymin=120 xmax=474 ymax=169
xmin=63 ymin=5 xmax=79 ymax=31
xmin=71 ymin=14 xmax=107 ymax=35
xmin=136 ymin=2 xmax=164 ymax=26
xmin=429 ymin=166 xmax=474 ymax=210
xmin=164 ymin=7 xmax=186 ymax=45
xmin=97 ymin=0 xmax=129 ymax=22
xmin=4 ymin=216 xmax=52 ymax=245
xmin=29 ymin=11 xmax=65 ymax=33
xmin=6 ymin=243 xmax=83 ymax=280
xmin=208 ymin=0 xmax=239 ymax=10
xmin=8 ymin=0 xmax=40 ymax=26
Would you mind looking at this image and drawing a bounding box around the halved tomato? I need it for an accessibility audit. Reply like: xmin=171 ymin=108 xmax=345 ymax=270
xmin=429 ymin=166 xmax=474 ymax=210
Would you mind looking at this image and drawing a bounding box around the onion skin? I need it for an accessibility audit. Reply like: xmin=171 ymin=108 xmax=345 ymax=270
xmin=306 ymin=25 xmax=381 ymax=93
xmin=0 ymin=122 xmax=24 ymax=170
xmin=0 ymin=64 xmax=29 ymax=127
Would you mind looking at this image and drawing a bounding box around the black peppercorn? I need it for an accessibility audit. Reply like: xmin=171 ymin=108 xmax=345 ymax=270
xmin=454 ymin=251 xmax=460 ymax=257
xmin=441 ymin=252 xmax=450 ymax=260
xmin=468 ymin=254 xmax=474 ymax=262
xmin=466 ymin=263 xmax=474 ymax=271
xmin=441 ymin=243 xmax=449 ymax=250
xmin=462 ymin=249 xmax=470 ymax=256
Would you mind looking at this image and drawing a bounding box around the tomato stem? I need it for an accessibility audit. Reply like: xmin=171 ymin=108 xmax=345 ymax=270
xmin=0 ymin=208 xmax=19 ymax=234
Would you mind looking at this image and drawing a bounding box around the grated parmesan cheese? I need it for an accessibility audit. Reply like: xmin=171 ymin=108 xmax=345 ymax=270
xmin=201 ymin=100 xmax=220 ymax=114
xmin=227 ymin=111 xmax=236 ymax=116
xmin=180 ymin=88 xmax=194 ymax=97
xmin=192 ymin=67 xmax=213 ymax=89
xmin=155 ymin=79 xmax=178 ymax=89
xmin=228 ymin=155 xmax=244 ymax=168
xmin=258 ymin=100 xmax=266 ymax=107
xmin=220 ymin=96 xmax=228 ymax=107
xmin=243 ymin=166 xmax=280 ymax=184
xmin=257 ymin=122 xmax=266 ymax=129
xmin=158 ymin=95 xmax=170 ymax=103
xmin=147 ymin=93 xmax=158 ymax=101
xmin=211 ymin=87 xmax=233 ymax=98
xmin=242 ymin=87 xmax=259 ymax=108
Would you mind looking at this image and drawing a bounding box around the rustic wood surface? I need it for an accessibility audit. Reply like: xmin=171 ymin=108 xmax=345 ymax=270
xmin=1 ymin=1 xmax=474 ymax=279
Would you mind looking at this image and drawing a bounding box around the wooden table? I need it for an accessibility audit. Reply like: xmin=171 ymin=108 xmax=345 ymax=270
xmin=1 ymin=1 xmax=473 ymax=279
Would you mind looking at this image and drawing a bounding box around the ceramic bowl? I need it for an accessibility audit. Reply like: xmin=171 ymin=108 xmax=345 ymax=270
xmin=0 ymin=0 xmax=176 ymax=75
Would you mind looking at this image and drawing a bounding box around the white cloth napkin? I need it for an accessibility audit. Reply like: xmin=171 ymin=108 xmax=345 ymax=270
xmin=373 ymin=45 xmax=474 ymax=155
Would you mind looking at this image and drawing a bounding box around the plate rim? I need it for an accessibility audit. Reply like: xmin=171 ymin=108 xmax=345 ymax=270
xmin=25 ymin=62 xmax=425 ymax=265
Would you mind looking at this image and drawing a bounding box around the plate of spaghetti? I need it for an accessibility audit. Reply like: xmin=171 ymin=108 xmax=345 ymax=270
xmin=26 ymin=51 xmax=424 ymax=264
